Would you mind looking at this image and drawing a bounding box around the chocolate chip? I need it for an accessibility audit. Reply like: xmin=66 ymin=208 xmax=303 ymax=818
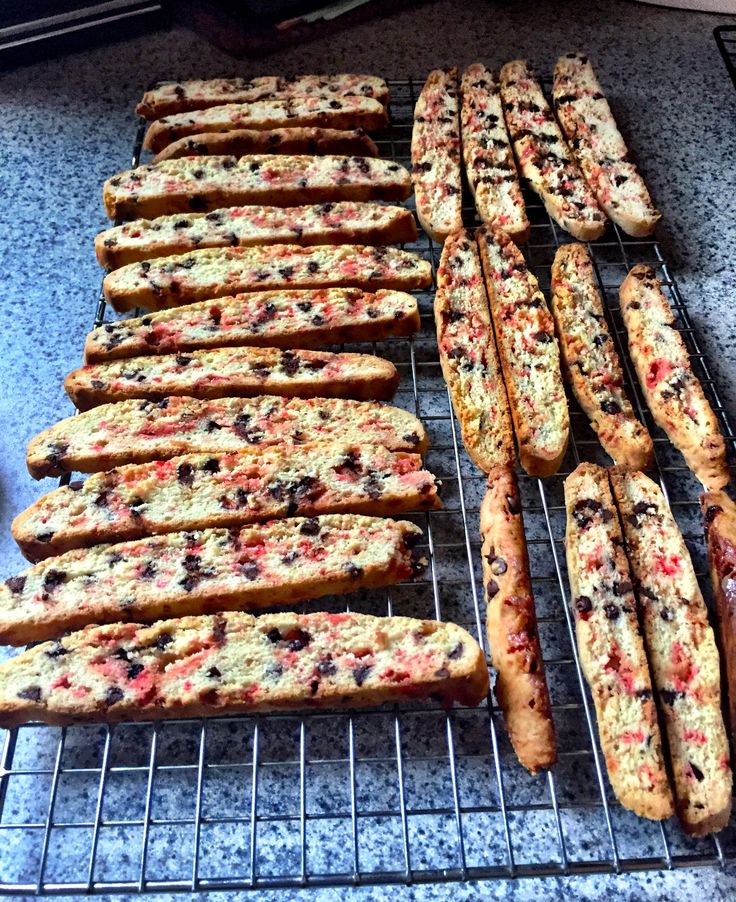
xmin=448 ymin=642 xmax=464 ymax=660
xmin=106 ymin=687 xmax=124 ymax=706
xmin=18 ymin=686 xmax=42 ymax=702
xmin=212 ymin=617 xmax=227 ymax=645
xmin=45 ymin=641 xmax=67 ymax=659
xmin=344 ymin=562 xmax=363 ymax=579
xmin=660 ymin=607 xmax=673 ymax=622
xmin=353 ymin=665 xmax=372 ymax=686
xmin=575 ymin=595 xmax=593 ymax=615
xmin=661 ymin=689 xmax=678 ymax=705
xmin=266 ymin=628 xmax=282 ymax=644
xmin=307 ymin=261 xmax=320 ymax=273
xmin=403 ymin=432 xmax=421 ymax=446
xmin=604 ymin=604 xmax=619 ymax=620
xmin=177 ymin=462 xmax=194 ymax=486
xmin=614 ymin=580 xmax=633 ymax=596
xmin=601 ymin=400 xmax=621 ymax=415
xmin=156 ymin=632 xmax=173 ymax=651
xmin=281 ymin=351 xmax=300 ymax=376
xmin=43 ymin=569 xmax=66 ymax=591
xmin=534 ymin=331 xmax=552 ymax=343
xmin=704 ymin=504 xmax=722 ymax=525
xmin=287 ymin=629 xmax=312 ymax=652
xmin=241 ymin=560 xmax=259 ymax=580
xmin=141 ymin=562 xmax=156 ymax=580
xmin=317 ymin=657 xmax=336 ymax=676
xmin=486 ymin=579 xmax=499 ymax=599
xmin=202 ymin=458 xmax=220 ymax=474
xmin=207 ymin=666 xmax=221 ymax=679
xmin=5 ymin=575 xmax=26 ymax=594
xmin=127 ymin=662 xmax=144 ymax=680
xmin=690 ymin=763 xmax=705 ymax=782
xmin=94 ymin=491 xmax=110 ymax=508
xmin=490 ymin=557 xmax=507 ymax=575
xmin=176 ymin=354 xmax=192 ymax=366
xmin=300 ymin=518 xmax=320 ymax=536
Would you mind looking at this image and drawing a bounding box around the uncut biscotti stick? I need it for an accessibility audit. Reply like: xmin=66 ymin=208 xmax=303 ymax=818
xmin=701 ymin=491 xmax=736 ymax=756
xmin=137 ymin=74 xmax=390 ymax=119
xmin=0 ymin=611 xmax=488 ymax=729
xmin=564 ymin=463 xmax=673 ymax=820
xmin=103 ymin=244 xmax=431 ymax=313
xmin=476 ymin=226 xmax=569 ymax=477
xmin=103 ymin=155 xmax=411 ymax=220
xmin=27 ymin=395 xmax=429 ymax=479
xmin=151 ymin=127 xmax=379 ymax=163
xmin=0 ymin=516 xmax=426 ymax=646
xmin=620 ymin=265 xmax=728 ymax=489
xmin=553 ymin=53 xmax=660 ymax=238
xmin=84 ymin=289 xmax=420 ymax=363
xmin=434 ymin=229 xmax=514 ymax=472
xmin=499 ymin=60 xmax=607 ymax=241
xmin=611 ymin=469 xmax=732 ymax=835
xmin=551 ymin=244 xmax=653 ymax=470
xmin=143 ymin=96 xmax=389 ymax=154
xmin=460 ymin=64 xmax=529 ymax=242
xmin=95 ymin=202 xmax=416 ymax=269
xmin=13 ymin=443 xmax=441 ymax=562
xmin=411 ymin=68 xmax=463 ymax=242
xmin=65 ymin=347 xmax=400 ymax=410
xmin=480 ymin=466 xmax=556 ymax=773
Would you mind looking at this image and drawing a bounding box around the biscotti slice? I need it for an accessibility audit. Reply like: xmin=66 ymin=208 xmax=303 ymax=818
xmin=620 ymin=265 xmax=728 ymax=489
xmin=701 ymin=491 xmax=736 ymax=757
xmin=611 ymin=469 xmax=732 ymax=834
xmin=411 ymin=68 xmax=463 ymax=242
xmin=481 ymin=466 xmax=556 ymax=773
xmin=103 ymin=244 xmax=430 ymax=313
xmin=0 ymin=515 xmax=425 ymax=645
xmin=476 ymin=226 xmax=569 ymax=477
xmin=27 ymin=395 xmax=428 ymax=479
xmin=13 ymin=444 xmax=440 ymax=562
xmin=103 ymin=156 xmax=411 ymax=220
xmin=460 ymin=65 xmax=529 ymax=242
xmin=137 ymin=74 xmax=390 ymax=119
xmin=65 ymin=347 xmax=400 ymax=410
xmin=152 ymin=127 xmax=379 ymax=163
xmin=143 ymin=97 xmax=389 ymax=154
xmin=84 ymin=289 xmax=420 ymax=363
xmin=0 ymin=611 xmax=488 ymax=728
xmin=563 ymin=463 xmax=673 ymax=820
xmin=499 ymin=60 xmax=607 ymax=241
xmin=96 ymin=202 xmax=416 ymax=269
xmin=551 ymin=244 xmax=653 ymax=469
xmin=435 ymin=229 xmax=514 ymax=472
xmin=553 ymin=54 xmax=660 ymax=237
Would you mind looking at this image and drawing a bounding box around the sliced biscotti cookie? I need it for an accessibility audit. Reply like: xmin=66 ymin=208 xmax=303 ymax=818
xmin=27 ymin=395 xmax=428 ymax=479
xmin=701 ymin=491 xmax=736 ymax=756
xmin=563 ymin=463 xmax=673 ymax=820
xmin=103 ymin=244 xmax=431 ymax=313
xmin=411 ymin=68 xmax=463 ymax=242
xmin=481 ymin=466 xmax=556 ymax=773
xmin=435 ymin=229 xmax=514 ymax=472
xmin=620 ymin=265 xmax=728 ymax=489
xmin=96 ymin=202 xmax=416 ymax=269
xmin=13 ymin=444 xmax=440 ymax=562
xmin=553 ymin=54 xmax=660 ymax=238
xmin=103 ymin=155 xmax=411 ymax=220
xmin=611 ymin=469 xmax=732 ymax=834
xmin=499 ymin=60 xmax=607 ymax=241
xmin=143 ymin=97 xmax=389 ymax=154
xmin=137 ymin=74 xmax=390 ymax=119
xmin=0 ymin=611 xmax=488 ymax=728
xmin=152 ymin=127 xmax=379 ymax=163
xmin=460 ymin=64 xmax=529 ymax=242
xmin=84 ymin=289 xmax=420 ymax=363
xmin=65 ymin=347 xmax=400 ymax=410
xmin=476 ymin=226 xmax=569 ymax=477
xmin=551 ymin=243 xmax=653 ymax=469
xmin=0 ymin=515 xmax=426 ymax=646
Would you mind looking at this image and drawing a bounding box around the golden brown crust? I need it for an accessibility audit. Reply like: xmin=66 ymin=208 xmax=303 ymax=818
xmin=480 ymin=466 xmax=556 ymax=773
xmin=434 ymin=230 xmax=515 ymax=472
xmin=702 ymin=491 xmax=736 ymax=759
xmin=620 ymin=265 xmax=728 ymax=489
xmin=564 ymin=463 xmax=674 ymax=820
xmin=476 ymin=227 xmax=569 ymax=477
xmin=0 ymin=612 xmax=488 ymax=728
xmin=151 ymin=127 xmax=379 ymax=163
xmin=550 ymin=244 xmax=653 ymax=469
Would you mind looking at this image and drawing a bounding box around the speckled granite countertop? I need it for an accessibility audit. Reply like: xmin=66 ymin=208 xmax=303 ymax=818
xmin=1 ymin=0 xmax=736 ymax=898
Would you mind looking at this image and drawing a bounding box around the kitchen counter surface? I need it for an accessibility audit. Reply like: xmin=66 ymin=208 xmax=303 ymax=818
xmin=0 ymin=0 xmax=735 ymax=898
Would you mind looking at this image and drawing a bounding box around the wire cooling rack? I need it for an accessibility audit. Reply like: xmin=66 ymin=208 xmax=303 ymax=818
xmin=715 ymin=25 xmax=736 ymax=92
xmin=0 ymin=78 xmax=735 ymax=895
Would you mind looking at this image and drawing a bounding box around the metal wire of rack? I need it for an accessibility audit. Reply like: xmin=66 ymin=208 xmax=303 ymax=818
xmin=0 ymin=78 xmax=735 ymax=895
xmin=715 ymin=25 xmax=736 ymax=92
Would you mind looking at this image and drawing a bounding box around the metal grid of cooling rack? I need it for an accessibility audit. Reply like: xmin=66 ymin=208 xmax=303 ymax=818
xmin=0 ymin=77 xmax=735 ymax=895
xmin=715 ymin=25 xmax=736 ymax=92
